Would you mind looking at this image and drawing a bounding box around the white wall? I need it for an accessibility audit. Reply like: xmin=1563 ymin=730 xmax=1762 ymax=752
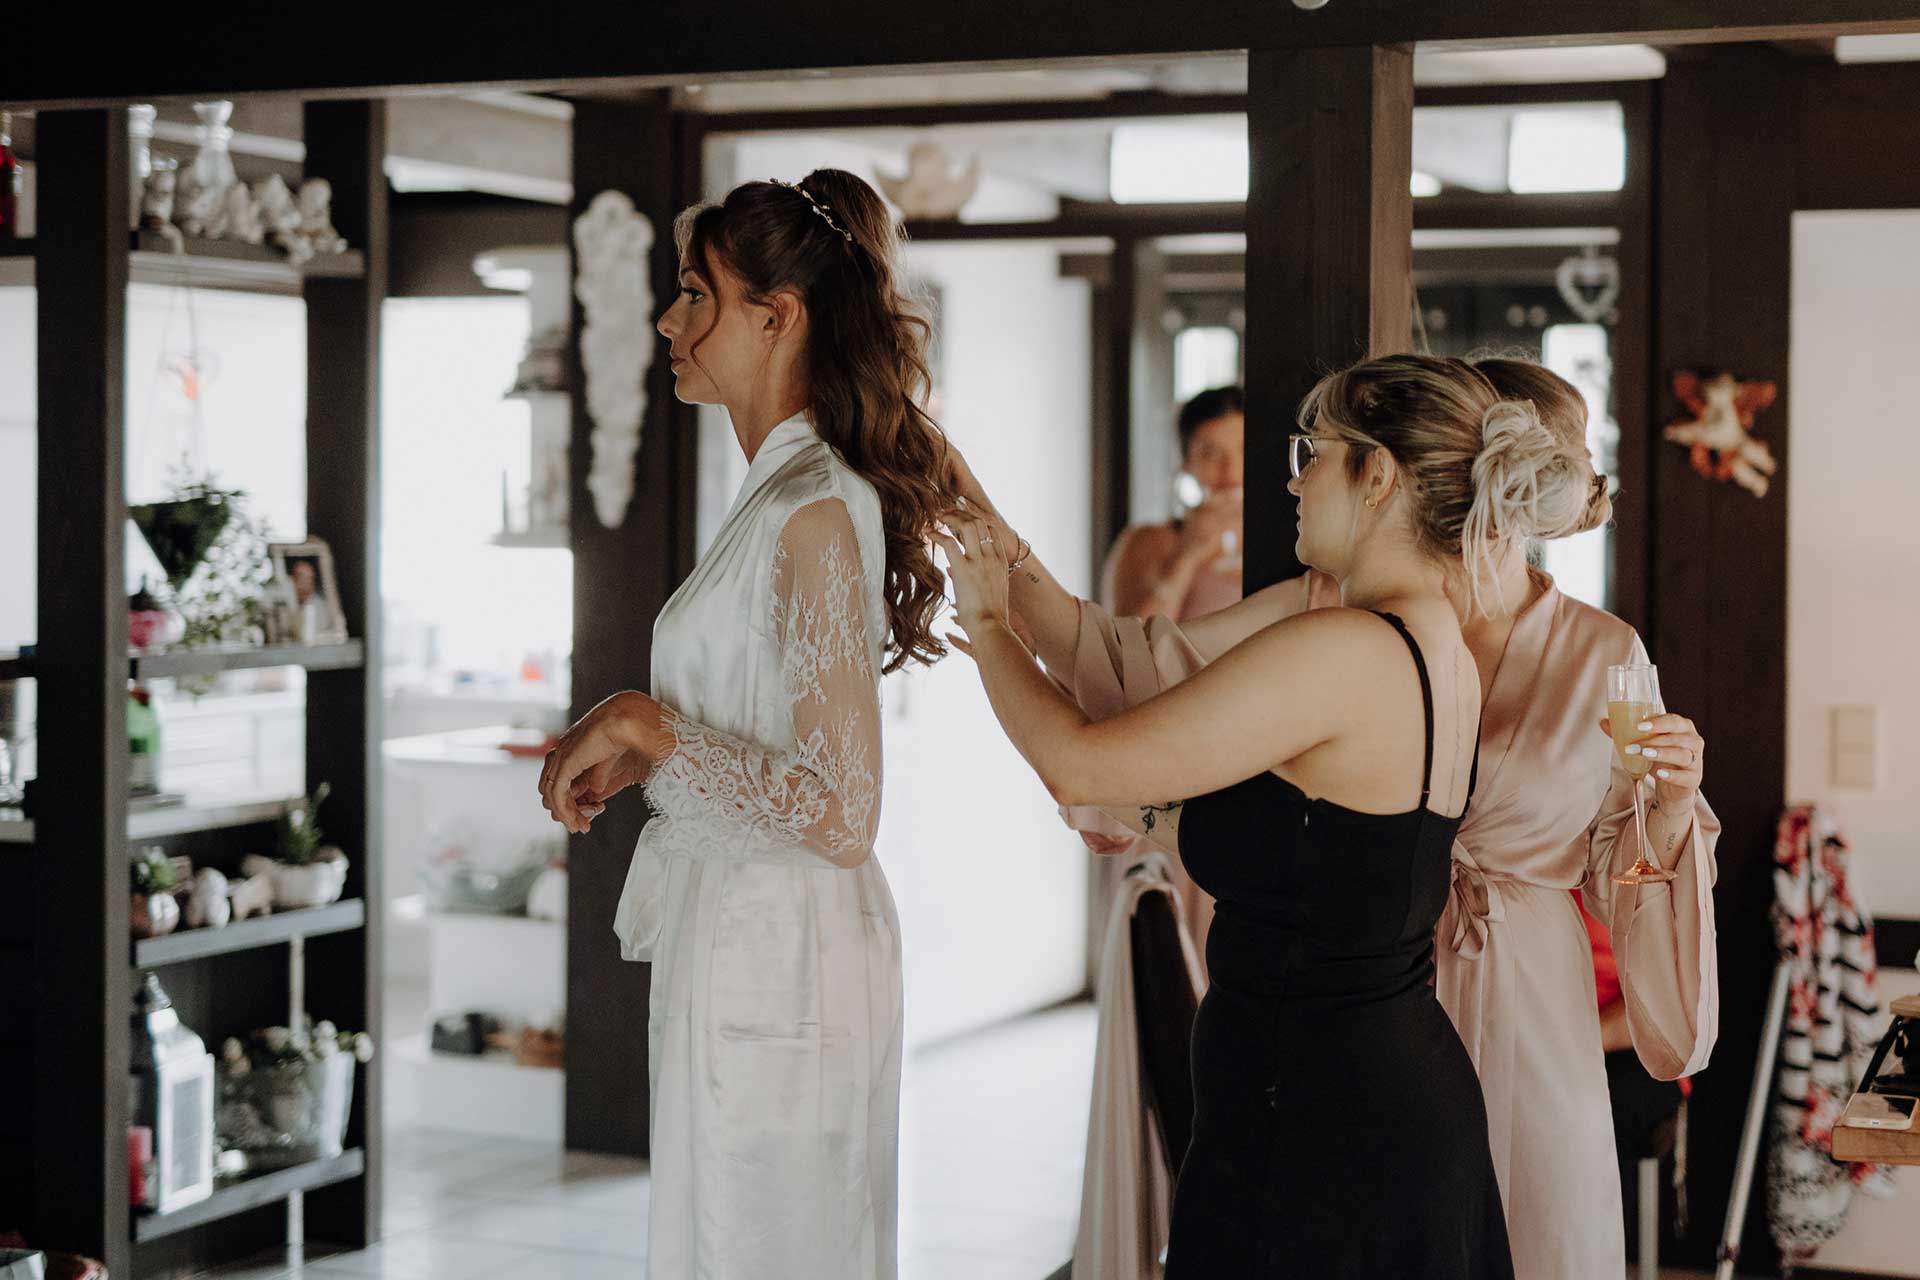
xmin=0 ymin=289 xmax=35 ymax=652
xmin=888 ymin=238 xmax=1093 ymax=1047
xmin=1789 ymin=211 xmax=1920 ymax=921
xmin=1788 ymin=209 xmax=1920 ymax=1277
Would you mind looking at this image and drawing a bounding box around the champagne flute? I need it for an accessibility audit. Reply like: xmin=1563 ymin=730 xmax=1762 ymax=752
xmin=1172 ymin=471 xmax=1244 ymax=573
xmin=1608 ymin=662 xmax=1677 ymax=886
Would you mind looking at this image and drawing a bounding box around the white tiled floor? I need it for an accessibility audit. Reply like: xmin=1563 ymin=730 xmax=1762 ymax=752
xmin=201 ymin=1003 xmax=1096 ymax=1280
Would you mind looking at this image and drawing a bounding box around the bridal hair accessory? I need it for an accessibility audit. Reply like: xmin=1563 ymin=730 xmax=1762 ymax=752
xmin=771 ymin=179 xmax=855 ymax=244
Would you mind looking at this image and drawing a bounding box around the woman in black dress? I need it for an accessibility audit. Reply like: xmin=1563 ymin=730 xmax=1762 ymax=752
xmin=939 ymin=354 xmax=1549 ymax=1278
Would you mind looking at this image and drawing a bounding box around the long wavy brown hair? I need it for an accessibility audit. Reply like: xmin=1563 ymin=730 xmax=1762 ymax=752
xmin=674 ymin=169 xmax=956 ymax=673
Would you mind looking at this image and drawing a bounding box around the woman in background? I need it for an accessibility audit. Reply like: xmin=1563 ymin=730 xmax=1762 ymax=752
xmin=1086 ymin=386 xmax=1280 ymax=967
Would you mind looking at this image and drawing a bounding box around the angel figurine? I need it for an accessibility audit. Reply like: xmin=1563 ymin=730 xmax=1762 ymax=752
xmin=1665 ymin=370 xmax=1779 ymax=498
xmin=296 ymin=178 xmax=348 ymax=255
xmin=218 ymin=183 xmax=265 ymax=245
xmin=254 ymin=175 xmax=313 ymax=264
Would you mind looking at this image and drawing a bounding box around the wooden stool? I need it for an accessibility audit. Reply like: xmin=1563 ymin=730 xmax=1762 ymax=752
xmin=1833 ymin=994 xmax=1920 ymax=1166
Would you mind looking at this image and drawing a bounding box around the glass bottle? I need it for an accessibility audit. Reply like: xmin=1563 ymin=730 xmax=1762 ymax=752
xmin=129 ymin=685 xmax=160 ymax=796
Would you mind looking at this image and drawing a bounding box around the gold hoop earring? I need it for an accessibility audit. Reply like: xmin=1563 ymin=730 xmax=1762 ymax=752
xmin=1365 ymin=497 xmax=1379 ymax=510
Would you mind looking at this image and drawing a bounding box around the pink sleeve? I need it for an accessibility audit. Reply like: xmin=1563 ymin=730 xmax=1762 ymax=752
xmin=1056 ymin=599 xmax=1208 ymax=836
xmin=1581 ymin=637 xmax=1721 ymax=1079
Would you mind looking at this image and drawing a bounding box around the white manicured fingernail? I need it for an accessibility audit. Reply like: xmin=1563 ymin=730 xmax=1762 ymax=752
xmin=1657 ymin=769 xmax=1672 ymax=780
xmin=1637 ymin=722 xmax=1653 ymax=732
xmin=1642 ymin=748 xmax=1659 ymax=759
xmin=1625 ymin=744 xmax=1641 ymax=755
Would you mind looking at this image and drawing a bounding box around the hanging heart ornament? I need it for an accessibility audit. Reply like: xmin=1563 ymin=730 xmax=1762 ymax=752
xmin=1555 ymin=252 xmax=1620 ymax=324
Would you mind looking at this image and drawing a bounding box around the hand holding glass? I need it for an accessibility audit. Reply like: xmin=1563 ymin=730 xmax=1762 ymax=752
xmin=1608 ymin=662 xmax=1677 ymax=885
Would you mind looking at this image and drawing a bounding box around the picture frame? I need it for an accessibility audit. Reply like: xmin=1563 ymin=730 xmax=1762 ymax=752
xmin=266 ymin=540 xmax=349 ymax=644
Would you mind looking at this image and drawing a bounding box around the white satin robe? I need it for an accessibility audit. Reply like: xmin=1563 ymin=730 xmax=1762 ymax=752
xmin=614 ymin=414 xmax=904 ymax=1280
xmin=1062 ymin=574 xmax=1719 ymax=1280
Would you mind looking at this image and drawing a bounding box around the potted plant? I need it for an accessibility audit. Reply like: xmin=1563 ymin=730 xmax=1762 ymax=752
xmin=216 ymin=1014 xmax=374 ymax=1170
xmin=127 ymin=578 xmax=178 ymax=652
xmin=130 ymin=845 xmax=182 ymax=938
xmin=130 ymin=472 xmax=273 ymax=657
xmin=242 ymin=782 xmax=348 ymax=908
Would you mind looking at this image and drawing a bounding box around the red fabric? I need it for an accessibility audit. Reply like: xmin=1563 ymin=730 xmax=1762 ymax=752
xmin=1572 ymin=889 xmax=1621 ymax=1009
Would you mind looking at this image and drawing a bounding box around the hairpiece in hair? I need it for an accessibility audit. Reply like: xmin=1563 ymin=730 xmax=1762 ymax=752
xmin=771 ymin=179 xmax=856 ymax=244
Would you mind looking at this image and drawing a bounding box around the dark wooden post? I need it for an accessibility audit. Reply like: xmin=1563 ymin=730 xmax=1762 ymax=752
xmin=1243 ymin=44 xmax=1414 ymax=592
xmin=31 ymin=107 xmax=132 ymax=1279
xmin=1649 ymin=45 xmax=1797 ymax=1272
xmin=1090 ymin=237 xmax=1137 ymax=591
xmin=564 ymin=93 xmax=700 ymax=1156
xmin=302 ymin=98 xmax=388 ymax=1247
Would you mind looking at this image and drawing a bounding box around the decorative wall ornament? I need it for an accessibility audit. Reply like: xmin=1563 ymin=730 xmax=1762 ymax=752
xmin=1665 ymin=370 xmax=1779 ymax=498
xmin=876 ymin=142 xmax=981 ymax=221
xmin=1554 ymin=247 xmax=1620 ymax=324
xmin=572 ymin=190 xmax=655 ymax=528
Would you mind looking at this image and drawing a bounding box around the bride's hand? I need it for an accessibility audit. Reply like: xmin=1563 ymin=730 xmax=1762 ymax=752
xmin=933 ymin=517 xmax=1012 ymax=643
xmin=540 ymin=691 xmax=667 ymax=834
xmin=566 ymin=750 xmax=647 ymax=822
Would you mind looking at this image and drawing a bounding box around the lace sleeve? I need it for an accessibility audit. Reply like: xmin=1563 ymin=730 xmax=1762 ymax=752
xmin=642 ymin=498 xmax=882 ymax=869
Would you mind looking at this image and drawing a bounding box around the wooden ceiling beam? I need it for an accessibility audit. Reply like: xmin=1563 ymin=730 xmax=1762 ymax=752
xmin=7 ymin=2 xmax=1920 ymax=107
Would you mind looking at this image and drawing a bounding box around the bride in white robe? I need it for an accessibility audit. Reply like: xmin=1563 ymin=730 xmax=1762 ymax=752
xmin=627 ymin=415 xmax=901 ymax=1277
xmin=540 ymin=169 xmax=958 ymax=1280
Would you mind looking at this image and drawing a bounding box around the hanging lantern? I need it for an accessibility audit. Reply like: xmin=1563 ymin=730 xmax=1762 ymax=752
xmin=130 ymin=972 xmax=216 ymax=1214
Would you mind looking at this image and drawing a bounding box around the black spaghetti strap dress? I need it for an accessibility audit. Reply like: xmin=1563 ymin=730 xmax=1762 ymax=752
xmin=1165 ymin=611 xmax=1513 ymax=1279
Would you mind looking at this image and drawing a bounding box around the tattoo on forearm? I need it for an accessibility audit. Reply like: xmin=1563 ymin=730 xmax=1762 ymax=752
xmin=1023 ymin=571 xmax=1041 ymax=586
xmin=1140 ymin=801 xmax=1183 ymax=833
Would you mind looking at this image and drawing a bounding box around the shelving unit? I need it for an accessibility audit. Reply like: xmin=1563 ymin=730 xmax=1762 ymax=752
xmin=134 ymin=1150 xmax=365 ymax=1243
xmin=4 ymin=102 xmax=388 ymax=1279
xmin=0 ymin=231 xmax=365 ymax=295
xmin=133 ymin=899 xmax=365 ymax=968
xmin=0 ymin=640 xmax=364 ymax=682
xmin=0 ymin=792 xmax=302 ymax=846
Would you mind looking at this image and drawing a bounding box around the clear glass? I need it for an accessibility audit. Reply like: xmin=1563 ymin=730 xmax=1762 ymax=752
xmin=1607 ymin=662 xmax=1676 ymax=885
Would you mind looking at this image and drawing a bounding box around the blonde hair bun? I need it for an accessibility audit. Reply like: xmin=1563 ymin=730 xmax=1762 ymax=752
xmin=1467 ymin=399 xmax=1595 ymax=547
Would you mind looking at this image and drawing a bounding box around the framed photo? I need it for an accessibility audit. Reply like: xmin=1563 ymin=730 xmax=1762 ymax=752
xmin=267 ymin=540 xmax=348 ymax=644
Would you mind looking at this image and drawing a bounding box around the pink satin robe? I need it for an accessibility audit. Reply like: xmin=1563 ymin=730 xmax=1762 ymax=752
xmin=1096 ymin=523 xmax=1245 ymax=969
xmin=1061 ymin=576 xmax=1719 ymax=1280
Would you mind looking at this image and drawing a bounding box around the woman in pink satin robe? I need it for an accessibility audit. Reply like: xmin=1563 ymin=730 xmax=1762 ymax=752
xmin=950 ymin=358 xmax=1718 ymax=1280
xmin=1092 ymin=386 xmax=1250 ymax=967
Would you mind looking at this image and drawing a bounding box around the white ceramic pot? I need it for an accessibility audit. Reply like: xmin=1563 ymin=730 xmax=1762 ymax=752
xmin=264 ymin=858 xmax=349 ymax=909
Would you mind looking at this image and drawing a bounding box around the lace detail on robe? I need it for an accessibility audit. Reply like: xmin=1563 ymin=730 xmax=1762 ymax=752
xmin=642 ymin=497 xmax=882 ymax=869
